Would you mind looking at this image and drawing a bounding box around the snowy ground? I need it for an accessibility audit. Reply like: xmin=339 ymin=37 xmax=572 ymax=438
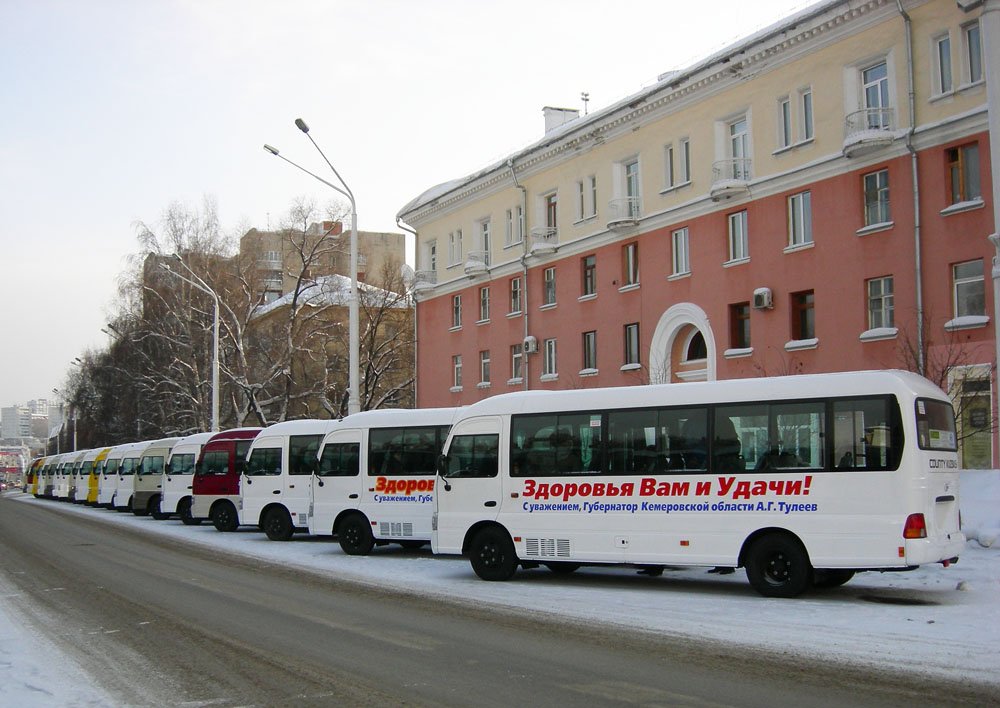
xmin=2 ymin=470 xmax=999 ymax=707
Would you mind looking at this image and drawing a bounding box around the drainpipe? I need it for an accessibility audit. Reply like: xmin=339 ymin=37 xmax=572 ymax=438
xmin=897 ymin=0 xmax=925 ymax=375
xmin=396 ymin=217 xmax=419 ymax=407
xmin=507 ymin=158 xmax=530 ymax=390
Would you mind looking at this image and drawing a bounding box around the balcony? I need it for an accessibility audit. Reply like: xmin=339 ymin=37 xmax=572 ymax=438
xmin=413 ymin=270 xmax=437 ymax=293
xmin=842 ymin=108 xmax=896 ymax=158
xmin=606 ymin=197 xmax=641 ymax=230
xmin=464 ymin=250 xmax=489 ymax=277
xmin=710 ymin=158 xmax=752 ymax=201
xmin=529 ymin=227 xmax=558 ymax=255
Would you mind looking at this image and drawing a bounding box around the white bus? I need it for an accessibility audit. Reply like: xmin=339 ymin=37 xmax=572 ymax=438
xmin=70 ymin=448 xmax=99 ymax=503
xmin=309 ymin=407 xmax=458 ymax=554
xmin=432 ymin=370 xmax=965 ymax=598
xmin=161 ymin=431 xmax=214 ymax=524
xmin=240 ymin=419 xmax=340 ymax=541
xmin=132 ymin=437 xmax=181 ymax=517
xmin=97 ymin=444 xmax=131 ymax=508
xmin=113 ymin=441 xmax=154 ymax=512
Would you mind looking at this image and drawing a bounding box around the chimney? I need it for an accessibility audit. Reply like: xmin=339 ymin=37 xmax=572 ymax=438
xmin=543 ymin=106 xmax=580 ymax=135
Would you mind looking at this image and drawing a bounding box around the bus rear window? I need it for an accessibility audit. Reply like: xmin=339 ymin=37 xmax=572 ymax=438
xmin=915 ymin=398 xmax=957 ymax=451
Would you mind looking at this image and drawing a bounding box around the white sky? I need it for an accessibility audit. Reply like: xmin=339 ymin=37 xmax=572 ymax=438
xmin=0 ymin=0 xmax=814 ymax=406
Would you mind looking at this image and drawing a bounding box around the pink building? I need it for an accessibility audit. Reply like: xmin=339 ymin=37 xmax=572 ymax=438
xmin=399 ymin=0 xmax=1000 ymax=467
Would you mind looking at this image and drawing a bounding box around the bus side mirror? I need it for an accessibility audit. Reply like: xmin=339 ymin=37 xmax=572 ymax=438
xmin=437 ymin=454 xmax=452 ymax=491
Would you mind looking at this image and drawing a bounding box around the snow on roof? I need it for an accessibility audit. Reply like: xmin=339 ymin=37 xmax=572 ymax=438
xmin=251 ymin=274 xmax=409 ymax=320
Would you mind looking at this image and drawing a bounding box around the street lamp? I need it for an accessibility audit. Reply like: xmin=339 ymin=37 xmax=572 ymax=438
xmin=263 ymin=118 xmax=360 ymax=415
xmin=159 ymin=257 xmax=220 ymax=432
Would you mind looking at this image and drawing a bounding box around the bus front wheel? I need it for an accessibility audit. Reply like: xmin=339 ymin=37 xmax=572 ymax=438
xmin=179 ymin=497 xmax=201 ymax=526
xmin=211 ymin=502 xmax=238 ymax=532
xmin=339 ymin=513 xmax=375 ymax=555
xmin=263 ymin=507 xmax=294 ymax=542
xmin=470 ymin=527 xmax=518 ymax=581
xmin=745 ymin=533 xmax=812 ymax=598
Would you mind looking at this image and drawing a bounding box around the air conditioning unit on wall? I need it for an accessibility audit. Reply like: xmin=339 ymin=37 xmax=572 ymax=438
xmin=752 ymin=287 xmax=773 ymax=310
xmin=523 ymin=335 xmax=538 ymax=353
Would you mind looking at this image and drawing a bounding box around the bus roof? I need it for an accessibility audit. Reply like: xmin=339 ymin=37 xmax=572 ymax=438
xmin=332 ymin=407 xmax=460 ymax=432
xmin=204 ymin=428 xmax=262 ymax=444
xmin=253 ymin=419 xmax=340 ymax=440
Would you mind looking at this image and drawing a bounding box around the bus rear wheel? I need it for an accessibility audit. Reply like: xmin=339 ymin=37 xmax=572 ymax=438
xmin=745 ymin=533 xmax=812 ymax=598
xmin=470 ymin=527 xmax=518 ymax=581
xmin=211 ymin=502 xmax=238 ymax=532
xmin=178 ymin=497 xmax=201 ymax=526
xmin=263 ymin=507 xmax=294 ymax=542
xmin=339 ymin=513 xmax=375 ymax=555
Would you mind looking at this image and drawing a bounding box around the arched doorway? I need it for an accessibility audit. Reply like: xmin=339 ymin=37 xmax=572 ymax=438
xmin=648 ymin=303 xmax=717 ymax=383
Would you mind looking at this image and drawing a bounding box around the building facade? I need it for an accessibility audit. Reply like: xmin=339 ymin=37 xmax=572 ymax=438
xmin=398 ymin=0 xmax=999 ymax=467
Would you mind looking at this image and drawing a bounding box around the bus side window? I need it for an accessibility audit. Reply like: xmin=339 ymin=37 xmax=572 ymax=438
xmin=446 ymin=434 xmax=498 ymax=478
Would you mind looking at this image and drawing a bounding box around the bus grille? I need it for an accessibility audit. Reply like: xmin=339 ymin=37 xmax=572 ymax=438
xmin=524 ymin=538 xmax=571 ymax=558
xmin=379 ymin=521 xmax=414 ymax=537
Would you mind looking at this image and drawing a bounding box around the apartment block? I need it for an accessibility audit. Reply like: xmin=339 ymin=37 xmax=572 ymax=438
xmin=398 ymin=0 xmax=998 ymax=466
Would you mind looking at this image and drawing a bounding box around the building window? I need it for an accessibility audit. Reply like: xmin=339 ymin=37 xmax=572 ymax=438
xmin=964 ymin=22 xmax=982 ymax=84
xmin=672 ymin=227 xmax=690 ymax=276
xmin=778 ymin=96 xmax=792 ymax=148
xmin=867 ymin=276 xmax=894 ymax=329
xmin=448 ymin=230 xmax=463 ymax=266
xmin=425 ymin=240 xmax=437 ymax=271
xmin=582 ymin=331 xmax=597 ymax=370
xmin=678 ymin=138 xmax=690 ymax=183
xmin=509 ymin=277 xmax=522 ymax=314
xmin=544 ymin=192 xmax=558 ymax=233
xmin=543 ymin=267 xmax=556 ymax=306
xmin=787 ymin=191 xmax=812 ymax=246
xmin=575 ymin=175 xmax=597 ymax=220
xmin=935 ymin=34 xmax=953 ymax=94
xmin=480 ymin=350 xmax=491 ymax=384
xmin=505 ymin=206 xmax=524 ymax=246
xmin=863 ymin=169 xmax=890 ymax=225
xmin=730 ymin=302 xmax=751 ymax=349
xmin=952 ymin=368 xmax=992 ymax=469
xmin=543 ymin=338 xmax=557 ymax=376
xmin=800 ymin=89 xmax=813 ymax=141
xmin=624 ymin=323 xmax=640 ymax=365
xmin=479 ymin=220 xmax=492 ymax=266
xmin=511 ymin=343 xmax=523 ymax=380
xmin=729 ymin=117 xmax=750 ymax=178
xmin=791 ymin=290 xmax=815 ymax=340
xmin=479 ymin=286 xmax=490 ymax=322
xmin=624 ymin=160 xmax=640 ymax=218
xmin=728 ymin=210 xmax=749 ymax=262
xmin=451 ymin=294 xmax=462 ymax=328
xmin=621 ymin=243 xmax=639 ymax=286
xmin=862 ymin=61 xmax=890 ymax=129
xmin=581 ymin=255 xmax=596 ymax=297
xmin=452 ymin=355 xmax=463 ymax=388
xmin=664 ymin=143 xmax=675 ymax=188
xmin=947 ymin=144 xmax=981 ymax=204
xmin=953 ymin=260 xmax=984 ymax=318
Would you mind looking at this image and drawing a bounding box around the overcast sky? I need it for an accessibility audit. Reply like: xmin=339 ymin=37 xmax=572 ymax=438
xmin=0 ymin=0 xmax=812 ymax=407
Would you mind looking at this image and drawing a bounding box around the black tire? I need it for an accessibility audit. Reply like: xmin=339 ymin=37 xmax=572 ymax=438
xmin=745 ymin=533 xmax=812 ymax=598
xmin=149 ymin=495 xmax=169 ymax=520
xmin=263 ymin=507 xmax=294 ymax=542
xmin=813 ymin=569 xmax=855 ymax=589
xmin=338 ymin=513 xmax=375 ymax=555
xmin=544 ymin=562 xmax=580 ymax=575
xmin=469 ymin=526 xmax=518 ymax=581
xmin=178 ymin=497 xmax=202 ymax=526
xmin=211 ymin=501 xmax=239 ymax=532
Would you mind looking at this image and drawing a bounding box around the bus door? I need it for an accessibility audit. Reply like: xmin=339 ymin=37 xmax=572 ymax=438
xmin=243 ymin=437 xmax=283 ymax=524
xmin=285 ymin=434 xmax=322 ymax=526
xmin=438 ymin=417 xmax=502 ymax=546
xmin=312 ymin=428 xmax=363 ymax=533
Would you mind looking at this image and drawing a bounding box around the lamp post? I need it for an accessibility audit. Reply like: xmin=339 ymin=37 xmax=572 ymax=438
xmin=159 ymin=258 xmax=220 ymax=432
xmin=263 ymin=119 xmax=360 ymax=415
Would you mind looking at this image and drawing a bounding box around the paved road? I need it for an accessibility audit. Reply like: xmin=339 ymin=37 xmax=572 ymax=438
xmin=0 ymin=495 xmax=993 ymax=708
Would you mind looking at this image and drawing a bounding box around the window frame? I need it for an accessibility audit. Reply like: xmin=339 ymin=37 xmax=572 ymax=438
xmin=728 ymin=210 xmax=749 ymax=263
xmin=621 ymin=242 xmax=639 ymax=287
xmin=623 ymin=322 xmax=640 ymax=366
xmin=478 ymin=286 xmax=490 ymax=323
xmin=543 ymin=338 xmax=557 ymax=377
xmin=791 ymin=290 xmax=816 ymax=340
xmin=867 ymin=276 xmax=894 ymax=329
xmin=947 ymin=143 xmax=981 ymax=205
xmin=671 ymin=227 xmax=690 ymax=276
xmin=953 ymin=259 xmax=985 ymax=318
xmin=581 ymin=255 xmax=596 ymax=297
xmin=787 ymin=191 xmax=813 ymax=247
xmin=863 ymin=169 xmax=890 ymax=226
xmin=451 ymin=294 xmax=462 ymax=329
xmin=509 ymin=276 xmax=522 ymax=315
xmin=543 ymin=266 xmax=557 ymax=306
xmin=582 ymin=330 xmax=597 ymax=371
xmin=730 ymin=302 xmax=751 ymax=349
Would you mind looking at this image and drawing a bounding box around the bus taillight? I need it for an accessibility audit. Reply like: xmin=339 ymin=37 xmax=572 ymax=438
xmin=903 ymin=513 xmax=927 ymax=539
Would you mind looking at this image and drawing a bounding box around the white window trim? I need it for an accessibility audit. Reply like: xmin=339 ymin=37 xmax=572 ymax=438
xmin=931 ymin=31 xmax=954 ymax=99
xmin=944 ymin=315 xmax=989 ymax=331
xmin=859 ymin=327 xmax=898 ymax=342
xmin=620 ymin=363 xmax=642 ymax=372
xmin=940 ymin=198 xmax=985 ymax=217
xmin=856 ymin=221 xmax=894 ymax=236
xmin=578 ymin=368 xmax=599 ymax=377
xmin=723 ymin=347 xmax=754 ymax=359
xmin=784 ymin=338 xmax=819 ymax=351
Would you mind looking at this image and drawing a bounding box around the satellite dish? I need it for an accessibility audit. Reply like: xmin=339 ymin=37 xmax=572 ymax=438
xmin=400 ymin=264 xmax=415 ymax=287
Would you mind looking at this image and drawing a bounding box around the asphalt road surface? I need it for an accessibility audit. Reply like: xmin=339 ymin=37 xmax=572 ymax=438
xmin=0 ymin=495 xmax=993 ymax=708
